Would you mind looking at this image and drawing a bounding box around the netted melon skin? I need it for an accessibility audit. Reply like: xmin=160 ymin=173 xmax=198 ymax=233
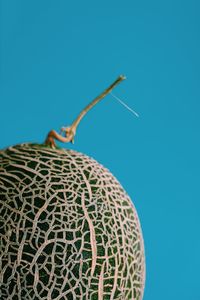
xmin=0 ymin=144 xmax=145 ymax=300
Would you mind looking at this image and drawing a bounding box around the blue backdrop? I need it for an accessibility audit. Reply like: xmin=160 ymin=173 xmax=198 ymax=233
xmin=1 ymin=1 xmax=200 ymax=299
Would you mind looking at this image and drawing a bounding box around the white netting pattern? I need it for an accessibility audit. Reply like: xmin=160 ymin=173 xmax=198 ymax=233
xmin=0 ymin=144 xmax=145 ymax=300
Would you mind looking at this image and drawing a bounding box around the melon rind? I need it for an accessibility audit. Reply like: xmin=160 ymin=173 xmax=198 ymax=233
xmin=0 ymin=144 xmax=145 ymax=299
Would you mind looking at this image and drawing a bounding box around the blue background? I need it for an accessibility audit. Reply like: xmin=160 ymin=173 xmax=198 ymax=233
xmin=1 ymin=1 xmax=200 ymax=299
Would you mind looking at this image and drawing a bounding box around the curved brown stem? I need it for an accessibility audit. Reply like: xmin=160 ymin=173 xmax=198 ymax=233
xmin=45 ymin=75 xmax=126 ymax=148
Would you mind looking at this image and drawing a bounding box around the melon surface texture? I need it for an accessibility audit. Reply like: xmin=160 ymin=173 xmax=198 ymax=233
xmin=0 ymin=144 xmax=145 ymax=299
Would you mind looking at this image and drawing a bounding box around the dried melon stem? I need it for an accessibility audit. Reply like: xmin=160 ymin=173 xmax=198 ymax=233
xmin=45 ymin=75 xmax=126 ymax=148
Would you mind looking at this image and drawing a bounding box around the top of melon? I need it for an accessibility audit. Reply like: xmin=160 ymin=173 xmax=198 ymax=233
xmin=0 ymin=143 xmax=145 ymax=300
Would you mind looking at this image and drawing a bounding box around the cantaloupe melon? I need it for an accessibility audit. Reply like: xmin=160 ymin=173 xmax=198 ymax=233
xmin=0 ymin=143 xmax=145 ymax=299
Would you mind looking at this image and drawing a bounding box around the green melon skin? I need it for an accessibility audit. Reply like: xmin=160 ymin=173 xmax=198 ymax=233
xmin=0 ymin=143 xmax=145 ymax=300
